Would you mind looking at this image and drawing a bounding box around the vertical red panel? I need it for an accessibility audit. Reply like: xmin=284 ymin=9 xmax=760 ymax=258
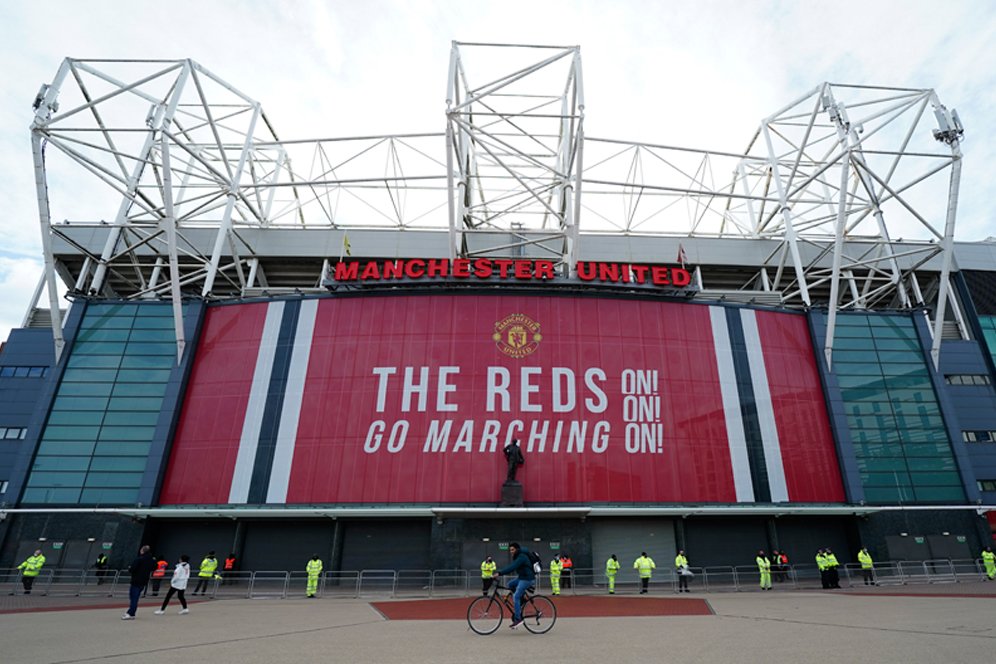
xmin=159 ymin=303 xmax=268 ymax=504
xmin=754 ymin=311 xmax=845 ymax=502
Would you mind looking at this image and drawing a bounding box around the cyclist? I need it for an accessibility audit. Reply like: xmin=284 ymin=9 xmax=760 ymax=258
xmin=492 ymin=542 xmax=535 ymax=629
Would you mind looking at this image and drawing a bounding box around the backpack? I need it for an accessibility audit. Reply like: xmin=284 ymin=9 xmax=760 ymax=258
xmin=527 ymin=550 xmax=542 ymax=574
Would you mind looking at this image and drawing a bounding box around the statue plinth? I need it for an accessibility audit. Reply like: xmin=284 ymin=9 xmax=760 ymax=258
xmin=500 ymin=481 xmax=524 ymax=507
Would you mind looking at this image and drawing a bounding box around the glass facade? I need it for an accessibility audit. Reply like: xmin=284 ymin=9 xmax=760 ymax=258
xmin=978 ymin=316 xmax=996 ymax=370
xmin=21 ymin=303 xmax=177 ymax=505
xmin=833 ymin=313 xmax=964 ymax=503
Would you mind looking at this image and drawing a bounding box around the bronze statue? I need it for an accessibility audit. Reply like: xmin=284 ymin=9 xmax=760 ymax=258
xmin=503 ymin=439 xmax=525 ymax=483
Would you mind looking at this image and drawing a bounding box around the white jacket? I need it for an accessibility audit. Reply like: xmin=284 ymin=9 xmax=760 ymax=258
xmin=170 ymin=562 xmax=190 ymax=590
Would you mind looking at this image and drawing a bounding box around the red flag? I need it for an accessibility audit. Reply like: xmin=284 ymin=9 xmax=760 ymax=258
xmin=677 ymin=243 xmax=688 ymax=269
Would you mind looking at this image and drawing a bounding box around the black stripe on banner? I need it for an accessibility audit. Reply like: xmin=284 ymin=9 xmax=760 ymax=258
xmin=247 ymin=300 xmax=301 ymax=504
xmin=725 ymin=308 xmax=771 ymax=503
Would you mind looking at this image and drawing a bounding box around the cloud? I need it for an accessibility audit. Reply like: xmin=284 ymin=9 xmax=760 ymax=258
xmin=0 ymin=256 xmax=43 ymax=342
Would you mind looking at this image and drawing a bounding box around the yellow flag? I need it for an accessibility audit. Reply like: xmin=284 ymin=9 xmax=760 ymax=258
xmin=343 ymin=232 xmax=352 ymax=257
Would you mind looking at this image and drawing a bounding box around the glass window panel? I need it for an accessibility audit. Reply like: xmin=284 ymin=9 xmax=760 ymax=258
xmin=94 ymin=441 xmax=151 ymax=456
xmin=860 ymin=471 xmax=912 ymax=487
xmin=55 ymin=383 xmax=113 ymax=397
xmin=912 ymin=486 xmax=965 ymax=502
xmin=124 ymin=342 xmax=175 ymax=356
xmin=837 ymin=375 xmax=883 ymax=389
xmin=877 ymin=351 xmax=926 ymax=364
xmin=895 ymin=414 xmax=945 ymax=429
xmin=27 ymin=367 xmax=46 ymax=377
xmin=892 ymin=401 xmax=941 ymax=417
xmin=135 ymin=305 xmax=174 ymax=317
xmin=26 ymin=471 xmax=86 ymax=487
xmin=853 ymin=443 xmax=905 ymax=457
xmin=67 ymin=355 xmax=122 ymax=369
xmin=102 ymin=411 xmax=160 ymax=427
xmin=128 ymin=329 xmax=176 ymax=342
xmin=833 ymin=316 xmax=871 ymax=327
xmin=111 ymin=383 xmax=168 ymax=397
xmin=882 ymin=376 xmax=933 ymax=390
xmin=0 ymin=367 xmax=14 ymax=377
xmin=47 ymin=411 xmax=101 ymax=426
xmin=72 ymin=341 xmax=128 ymax=355
xmin=21 ymin=487 xmax=82 ymax=504
xmin=79 ymin=488 xmax=139 ymax=505
xmin=832 ymin=350 xmax=881 ymax=364
xmin=33 ymin=457 xmax=91 ymax=471
xmin=899 ymin=429 xmax=951 ymax=444
xmin=4 ymin=428 xmax=23 ymax=439
xmin=88 ymin=457 xmax=147 ymax=472
xmin=830 ymin=337 xmax=874 ymax=349
xmin=849 ymin=428 xmax=902 ymax=443
xmin=79 ymin=316 xmax=135 ymax=330
xmin=99 ymin=426 xmax=156 ymax=441
xmin=36 ymin=441 xmax=96 ymax=456
xmin=862 ymin=487 xmax=905 ymax=503
xmin=909 ymin=471 xmax=962 ymax=487
xmin=43 ymin=425 xmax=100 ymax=441
xmin=840 ymin=388 xmax=891 ymax=402
xmin=120 ymin=355 xmax=175 ymax=369
xmin=904 ymin=442 xmax=956 ymax=456
xmin=856 ymin=457 xmax=908 ymax=472
xmin=116 ymin=369 xmax=171 ymax=383
xmin=76 ymin=328 xmax=130 ymax=343
xmin=83 ymin=472 xmax=143 ymax=488
xmin=52 ymin=396 xmax=109 ymax=411
xmin=13 ymin=367 xmax=30 ymax=377
xmin=879 ymin=363 xmax=929 ymax=376
xmin=873 ymin=338 xmax=921 ymax=351
xmin=846 ymin=402 xmax=891 ymax=416
xmin=106 ymin=397 xmax=163 ymax=411
xmin=907 ymin=457 xmax=957 ymax=472
xmin=846 ymin=414 xmax=897 ymax=430
xmin=61 ymin=368 xmax=118 ymax=383
xmin=131 ymin=316 xmax=175 ymax=329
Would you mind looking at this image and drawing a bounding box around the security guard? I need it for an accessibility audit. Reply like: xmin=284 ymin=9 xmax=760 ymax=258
xmin=94 ymin=552 xmax=109 ymax=584
xmin=756 ymin=550 xmax=772 ymax=590
xmin=480 ymin=556 xmax=497 ymax=595
xmin=816 ymin=549 xmax=829 ymax=588
xmin=17 ymin=549 xmax=46 ymax=594
xmin=192 ymin=551 xmax=218 ymax=596
xmin=675 ymin=549 xmax=690 ymax=593
xmin=981 ymin=546 xmax=995 ymax=581
xmin=857 ymin=547 xmax=876 ymax=585
xmin=633 ymin=552 xmax=656 ymax=594
xmin=549 ymin=554 xmax=563 ymax=596
xmin=825 ymin=548 xmax=841 ymax=588
xmin=306 ymin=554 xmax=323 ymax=598
xmin=151 ymin=557 xmax=169 ymax=595
xmin=606 ymin=554 xmax=620 ymax=594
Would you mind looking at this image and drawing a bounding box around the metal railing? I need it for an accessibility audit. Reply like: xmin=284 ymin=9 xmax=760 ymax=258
xmin=2 ymin=558 xmax=991 ymax=600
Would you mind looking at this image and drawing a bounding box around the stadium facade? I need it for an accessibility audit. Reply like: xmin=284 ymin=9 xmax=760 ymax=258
xmin=1 ymin=44 xmax=994 ymax=573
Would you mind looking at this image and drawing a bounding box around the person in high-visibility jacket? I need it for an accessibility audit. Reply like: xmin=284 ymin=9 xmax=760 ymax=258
xmin=982 ymin=546 xmax=995 ymax=581
xmin=816 ymin=549 xmax=829 ymax=589
xmin=675 ymin=550 xmax=691 ymax=593
xmin=549 ymin=554 xmax=563 ymax=596
xmin=857 ymin=547 xmax=876 ymax=586
xmin=480 ymin=556 xmax=497 ymax=595
xmin=17 ymin=549 xmax=46 ymax=594
xmin=824 ymin=548 xmax=841 ymax=589
xmin=634 ymin=552 xmax=656 ymax=594
xmin=151 ymin=557 xmax=169 ymax=596
xmin=306 ymin=554 xmax=323 ymax=598
xmin=192 ymin=550 xmax=218 ymax=596
xmin=756 ymin=550 xmax=772 ymax=590
xmin=606 ymin=554 xmax=620 ymax=594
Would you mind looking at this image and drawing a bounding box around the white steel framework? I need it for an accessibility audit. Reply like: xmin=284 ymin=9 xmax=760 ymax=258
xmin=27 ymin=44 xmax=963 ymax=368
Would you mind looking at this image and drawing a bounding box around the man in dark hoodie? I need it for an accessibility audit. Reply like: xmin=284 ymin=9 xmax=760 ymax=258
xmin=121 ymin=545 xmax=157 ymax=620
xmin=493 ymin=542 xmax=535 ymax=629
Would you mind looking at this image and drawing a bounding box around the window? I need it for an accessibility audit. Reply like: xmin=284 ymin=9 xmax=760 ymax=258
xmin=0 ymin=366 xmax=48 ymax=378
xmin=0 ymin=480 xmax=7 ymax=494
xmin=945 ymin=374 xmax=992 ymax=386
xmin=978 ymin=480 xmax=996 ymax=492
xmin=962 ymin=431 xmax=996 ymax=443
xmin=0 ymin=427 xmax=27 ymax=440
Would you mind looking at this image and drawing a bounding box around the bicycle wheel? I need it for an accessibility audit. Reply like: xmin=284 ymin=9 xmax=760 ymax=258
xmin=467 ymin=596 xmax=503 ymax=635
xmin=522 ymin=595 xmax=556 ymax=634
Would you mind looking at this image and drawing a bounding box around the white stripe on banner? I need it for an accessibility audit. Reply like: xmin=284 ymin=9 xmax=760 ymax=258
xmin=740 ymin=309 xmax=789 ymax=503
xmin=710 ymin=306 xmax=755 ymax=502
xmin=229 ymin=301 xmax=285 ymax=504
xmin=266 ymin=299 xmax=318 ymax=503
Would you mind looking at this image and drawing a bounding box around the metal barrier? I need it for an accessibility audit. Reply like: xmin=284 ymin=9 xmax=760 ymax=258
xmin=922 ymin=559 xmax=957 ymax=584
xmin=701 ymin=566 xmax=737 ymax=592
xmin=395 ymin=569 xmax=432 ymax=597
xmin=46 ymin=568 xmax=87 ymax=596
xmin=951 ymin=558 xmax=985 ymax=581
xmin=358 ymin=569 xmax=397 ymax=596
xmin=3 ymin=567 xmax=54 ymax=595
xmin=213 ymin=571 xmax=253 ymax=598
xmin=429 ymin=569 xmax=468 ymax=597
xmin=78 ymin=570 xmax=115 ymax=597
xmin=323 ymin=571 xmax=360 ymax=598
xmin=249 ymin=571 xmax=289 ymax=599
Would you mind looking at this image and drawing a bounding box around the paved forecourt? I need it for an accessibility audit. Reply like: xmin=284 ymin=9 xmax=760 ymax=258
xmin=1 ymin=587 xmax=994 ymax=663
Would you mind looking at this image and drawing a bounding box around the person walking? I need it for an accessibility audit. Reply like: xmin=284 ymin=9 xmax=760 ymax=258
xmin=634 ymin=551 xmax=656 ymax=594
xmin=756 ymin=550 xmax=772 ymax=590
xmin=480 ymin=556 xmax=497 ymax=595
xmin=154 ymin=555 xmax=191 ymax=615
xmin=816 ymin=549 xmax=829 ymax=589
xmin=150 ymin=557 xmax=168 ymax=596
xmin=549 ymin=554 xmax=563 ymax=596
xmin=983 ymin=546 xmax=996 ymax=581
xmin=306 ymin=554 xmax=323 ymax=598
xmin=94 ymin=552 xmax=109 ymax=585
xmin=675 ymin=549 xmax=691 ymax=593
xmin=16 ymin=549 xmax=46 ymax=594
xmin=191 ymin=551 xmax=218 ymax=596
xmin=560 ymin=553 xmax=573 ymax=589
xmin=492 ymin=542 xmax=535 ymax=630
xmin=858 ymin=547 xmax=876 ymax=585
xmin=825 ymin=548 xmax=841 ymax=588
xmin=121 ymin=545 xmax=156 ymax=620
xmin=606 ymin=554 xmax=620 ymax=594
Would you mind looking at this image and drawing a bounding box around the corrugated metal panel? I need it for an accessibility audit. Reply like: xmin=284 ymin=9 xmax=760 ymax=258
xmin=590 ymin=518 xmax=676 ymax=577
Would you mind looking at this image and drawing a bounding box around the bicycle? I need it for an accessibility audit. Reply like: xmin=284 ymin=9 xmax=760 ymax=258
xmin=467 ymin=580 xmax=557 ymax=635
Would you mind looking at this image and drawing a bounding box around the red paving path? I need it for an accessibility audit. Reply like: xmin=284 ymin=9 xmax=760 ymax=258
xmin=373 ymin=595 xmax=713 ymax=620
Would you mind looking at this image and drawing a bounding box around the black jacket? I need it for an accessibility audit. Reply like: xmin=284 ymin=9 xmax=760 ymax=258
xmin=128 ymin=553 xmax=157 ymax=586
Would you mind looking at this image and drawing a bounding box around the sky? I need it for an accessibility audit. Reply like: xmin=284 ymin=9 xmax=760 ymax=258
xmin=0 ymin=0 xmax=994 ymax=343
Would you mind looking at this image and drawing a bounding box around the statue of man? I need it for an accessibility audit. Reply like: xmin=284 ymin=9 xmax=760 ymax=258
xmin=503 ymin=438 xmax=525 ymax=483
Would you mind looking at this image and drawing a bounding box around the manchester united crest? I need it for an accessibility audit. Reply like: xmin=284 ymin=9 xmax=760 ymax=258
xmin=493 ymin=314 xmax=542 ymax=358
